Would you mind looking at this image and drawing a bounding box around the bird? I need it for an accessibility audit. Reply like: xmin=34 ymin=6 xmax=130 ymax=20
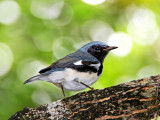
xmin=24 ymin=41 xmax=118 ymax=98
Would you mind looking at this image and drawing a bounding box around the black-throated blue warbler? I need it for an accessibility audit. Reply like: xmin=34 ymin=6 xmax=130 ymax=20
xmin=24 ymin=41 xmax=117 ymax=98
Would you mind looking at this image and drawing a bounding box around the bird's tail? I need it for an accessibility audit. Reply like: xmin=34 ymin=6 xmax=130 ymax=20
xmin=24 ymin=75 xmax=42 ymax=84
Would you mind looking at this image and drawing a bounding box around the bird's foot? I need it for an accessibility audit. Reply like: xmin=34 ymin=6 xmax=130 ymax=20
xmin=91 ymin=87 xmax=95 ymax=91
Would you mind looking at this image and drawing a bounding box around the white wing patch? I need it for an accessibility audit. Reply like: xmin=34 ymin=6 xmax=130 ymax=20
xmin=74 ymin=60 xmax=100 ymax=70
xmin=90 ymin=63 xmax=101 ymax=69
xmin=73 ymin=60 xmax=82 ymax=65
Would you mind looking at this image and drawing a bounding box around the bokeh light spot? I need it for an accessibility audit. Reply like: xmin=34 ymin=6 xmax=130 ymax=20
xmin=31 ymin=0 xmax=64 ymax=20
xmin=108 ymin=32 xmax=133 ymax=56
xmin=90 ymin=22 xmax=114 ymax=42
xmin=32 ymin=89 xmax=51 ymax=105
xmin=0 ymin=1 xmax=20 ymax=25
xmin=50 ymin=3 xmax=73 ymax=26
xmin=127 ymin=7 xmax=159 ymax=45
xmin=17 ymin=59 xmax=47 ymax=82
xmin=82 ymin=20 xmax=114 ymax=42
xmin=53 ymin=37 xmax=75 ymax=59
xmin=137 ymin=65 xmax=159 ymax=78
xmin=82 ymin=0 xmax=105 ymax=5
xmin=0 ymin=43 xmax=13 ymax=76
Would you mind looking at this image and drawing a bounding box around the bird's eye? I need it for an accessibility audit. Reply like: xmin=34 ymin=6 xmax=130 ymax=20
xmin=95 ymin=47 xmax=99 ymax=50
xmin=92 ymin=45 xmax=100 ymax=52
xmin=95 ymin=47 xmax=100 ymax=51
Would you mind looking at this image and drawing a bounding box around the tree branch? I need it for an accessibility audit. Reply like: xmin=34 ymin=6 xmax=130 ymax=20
xmin=9 ymin=75 xmax=160 ymax=120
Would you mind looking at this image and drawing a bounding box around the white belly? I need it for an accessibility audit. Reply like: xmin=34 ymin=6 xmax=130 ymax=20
xmin=62 ymin=68 xmax=100 ymax=91
xmin=47 ymin=68 xmax=100 ymax=91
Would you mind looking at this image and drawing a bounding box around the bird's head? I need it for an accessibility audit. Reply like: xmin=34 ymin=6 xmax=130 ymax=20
xmin=78 ymin=41 xmax=118 ymax=62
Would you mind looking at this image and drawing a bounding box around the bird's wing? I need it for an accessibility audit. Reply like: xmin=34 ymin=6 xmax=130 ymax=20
xmin=39 ymin=52 xmax=100 ymax=74
xmin=39 ymin=57 xmax=78 ymax=74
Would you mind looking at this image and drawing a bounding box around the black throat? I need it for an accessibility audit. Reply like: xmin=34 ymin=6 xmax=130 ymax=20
xmin=87 ymin=49 xmax=109 ymax=63
xmin=97 ymin=63 xmax=103 ymax=76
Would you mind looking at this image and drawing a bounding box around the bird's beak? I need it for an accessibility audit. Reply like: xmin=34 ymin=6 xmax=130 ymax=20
xmin=103 ymin=46 xmax=118 ymax=51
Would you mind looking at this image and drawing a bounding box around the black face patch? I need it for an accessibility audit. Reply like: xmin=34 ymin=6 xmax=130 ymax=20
xmin=87 ymin=44 xmax=108 ymax=62
xmin=92 ymin=45 xmax=101 ymax=52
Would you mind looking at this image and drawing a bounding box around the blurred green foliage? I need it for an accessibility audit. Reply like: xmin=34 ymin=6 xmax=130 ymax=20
xmin=0 ymin=0 xmax=160 ymax=119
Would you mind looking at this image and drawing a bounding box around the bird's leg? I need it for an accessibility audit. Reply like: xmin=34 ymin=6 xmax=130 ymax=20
xmin=75 ymin=80 xmax=95 ymax=91
xmin=59 ymin=83 xmax=65 ymax=99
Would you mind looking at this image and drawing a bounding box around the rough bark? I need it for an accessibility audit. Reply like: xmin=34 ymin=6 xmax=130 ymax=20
xmin=9 ymin=75 xmax=160 ymax=120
